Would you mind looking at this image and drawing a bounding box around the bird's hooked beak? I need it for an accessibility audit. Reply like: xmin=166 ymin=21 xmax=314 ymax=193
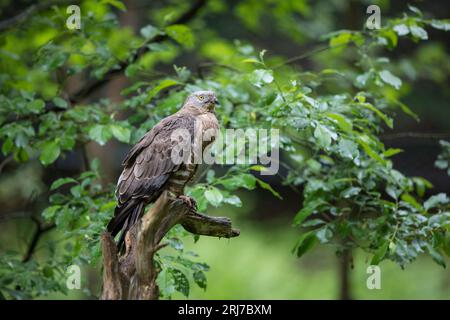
xmin=207 ymin=97 xmax=219 ymax=111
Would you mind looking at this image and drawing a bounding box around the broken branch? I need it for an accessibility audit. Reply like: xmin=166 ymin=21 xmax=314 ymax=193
xmin=101 ymin=190 xmax=239 ymax=300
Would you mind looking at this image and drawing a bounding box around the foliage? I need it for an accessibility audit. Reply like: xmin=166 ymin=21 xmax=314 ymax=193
xmin=0 ymin=1 xmax=449 ymax=299
xmin=435 ymin=140 xmax=450 ymax=176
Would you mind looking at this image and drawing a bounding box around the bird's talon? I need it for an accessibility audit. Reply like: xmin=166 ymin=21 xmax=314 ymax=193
xmin=179 ymin=195 xmax=197 ymax=211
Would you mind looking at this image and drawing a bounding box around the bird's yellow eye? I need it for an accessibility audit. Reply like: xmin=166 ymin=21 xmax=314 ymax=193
xmin=198 ymin=95 xmax=204 ymax=101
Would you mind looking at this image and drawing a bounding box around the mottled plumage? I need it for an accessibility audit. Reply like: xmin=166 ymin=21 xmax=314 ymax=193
xmin=107 ymin=91 xmax=219 ymax=249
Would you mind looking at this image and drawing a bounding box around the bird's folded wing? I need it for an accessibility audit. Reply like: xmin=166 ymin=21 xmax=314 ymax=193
xmin=116 ymin=114 xmax=196 ymax=205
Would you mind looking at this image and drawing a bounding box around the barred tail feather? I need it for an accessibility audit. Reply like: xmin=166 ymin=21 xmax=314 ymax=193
xmin=107 ymin=201 xmax=145 ymax=251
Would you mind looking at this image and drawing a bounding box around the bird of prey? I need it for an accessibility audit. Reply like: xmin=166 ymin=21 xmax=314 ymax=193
xmin=107 ymin=90 xmax=220 ymax=249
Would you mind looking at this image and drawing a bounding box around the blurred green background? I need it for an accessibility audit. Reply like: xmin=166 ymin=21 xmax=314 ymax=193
xmin=40 ymin=204 xmax=450 ymax=299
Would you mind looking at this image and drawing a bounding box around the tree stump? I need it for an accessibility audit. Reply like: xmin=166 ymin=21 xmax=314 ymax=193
xmin=100 ymin=190 xmax=239 ymax=300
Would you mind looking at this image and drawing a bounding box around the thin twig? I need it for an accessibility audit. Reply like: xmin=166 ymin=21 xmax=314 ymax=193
xmin=81 ymin=145 xmax=90 ymax=171
xmin=381 ymin=132 xmax=450 ymax=140
xmin=0 ymin=0 xmax=75 ymax=31
xmin=272 ymin=43 xmax=347 ymax=69
xmin=0 ymin=155 xmax=13 ymax=174
xmin=197 ymin=62 xmax=241 ymax=78
xmin=22 ymin=217 xmax=55 ymax=262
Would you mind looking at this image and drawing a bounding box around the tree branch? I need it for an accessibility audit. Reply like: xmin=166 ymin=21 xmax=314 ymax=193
xmin=381 ymin=132 xmax=450 ymax=140
xmin=0 ymin=155 xmax=13 ymax=174
xmin=22 ymin=217 xmax=55 ymax=263
xmin=0 ymin=0 xmax=75 ymax=31
xmin=181 ymin=212 xmax=240 ymax=238
xmin=101 ymin=189 xmax=239 ymax=300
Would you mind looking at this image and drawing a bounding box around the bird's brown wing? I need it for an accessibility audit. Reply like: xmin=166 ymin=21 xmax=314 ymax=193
xmin=107 ymin=113 xmax=195 ymax=241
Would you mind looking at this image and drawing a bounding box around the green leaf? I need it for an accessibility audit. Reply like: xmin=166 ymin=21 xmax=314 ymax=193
xmin=242 ymin=58 xmax=263 ymax=65
xmin=427 ymin=246 xmax=446 ymax=268
xmin=338 ymin=139 xmax=359 ymax=159
xmin=329 ymin=32 xmax=352 ymax=50
xmin=383 ymin=148 xmax=403 ymax=157
xmin=171 ymin=269 xmax=190 ymax=297
xmin=294 ymin=232 xmax=317 ymax=258
xmin=140 ymin=25 xmax=162 ymax=40
xmin=320 ymin=68 xmax=344 ymax=76
xmin=193 ymin=271 xmax=207 ymax=290
xmin=435 ymin=159 xmax=448 ymax=170
xmin=355 ymin=71 xmax=374 ymax=88
xmin=50 ymin=177 xmax=78 ymax=190
xmin=125 ymin=64 xmax=140 ymax=78
xmin=256 ymin=178 xmax=282 ymax=199
xmin=42 ymin=205 xmax=61 ymax=220
xmin=379 ymin=70 xmax=402 ymax=89
xmin=249 ymin=165 xmax=269 ymax=172
xmin=314 ymin=124 xmax=332 ymax=148
xmin=390 ymin=99 xmax=419 ymax=121
xmin=371 ymin=241 xmax=389 ymax=265
xmin=2 ymin=138 xmax=13 ymax=155
xmin=223 ymin=195 xmax=242 ymax=207
xmin=156 ymin=269 xmax=175 ymax=298
xmin=379 ymin=29 xmax=398 ymax=49
xmin=410 ymin=25 xmax=428 ymax=40
xmin=88 ymin=124 xmax=112 ymax=146
xmin=359 ymin=102 xmax=393 ymax=128
xmin=219 ymin=173 xmax=256 ymax=190
xmin=188 ymin=187 xmax=208 ymax=212
xmin=100 ymin=201 xmax=117 ymax=212
xmin=412 ymin=177 xmax=433 ymax=197
xmin=43 ymin=266 xmax=54 ymax=278
xmin=40 ymin=141 xmax=61 ymax=165
xmin=101 ymin=0 xmax=126 ymax=11
xmin=27 ymin=99 xmax=45 ymax=114
xmin=110 ymin=125 xmax=131 ymax=143
xmin=357 ymin=137 xmax=386 ymax=165
xmin=52 ymin=97 xmax=68 ymax=109
xmin=424 ymin=193 xmax=449 ymax=211
xmin=326 ymin=113 xmax=353 ymax=133
xmin=60 ymin=134 xmax=76 ymax=150
xmin=408 ymin=5 xmax=422 ymax=16
xmin=250 ymin=69 xmax=274 ymax=87
xmin=165 ymin=24 xmax=194 ymax=48
xmin=443 ymin=232 xmax=450 ymax=257
xmin=316 ymin=227 xmax=333 ymax=243
xmin=341 ymin=187 xmax=361 ymax=198
xmin=393 ymin=24 xmax=409 ymax=36
xmin=204 ymin=187 xmax=223 ymax=207
xmin=429 ymin=19 xmax=450 ymax=31
xmin=70 ymin=184 xmax=82 ymax=198
xmin=294 ymin=199 xmax=325 ymax=225
xmin=145 ymin=79 xmax=179 ymax=103
xmin=401 ymin=193 xmax=422 ymax=210
xmin=14 ymin=148 xmax=29 ymax=162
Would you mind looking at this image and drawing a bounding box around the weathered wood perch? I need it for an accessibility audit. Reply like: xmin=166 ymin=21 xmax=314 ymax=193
xmin=100 ymin=190 xmax=239 ymax=300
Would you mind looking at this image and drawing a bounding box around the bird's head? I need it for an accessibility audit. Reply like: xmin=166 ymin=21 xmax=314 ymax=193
xmin=183 ymin=90 xmax=219 ymax=113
